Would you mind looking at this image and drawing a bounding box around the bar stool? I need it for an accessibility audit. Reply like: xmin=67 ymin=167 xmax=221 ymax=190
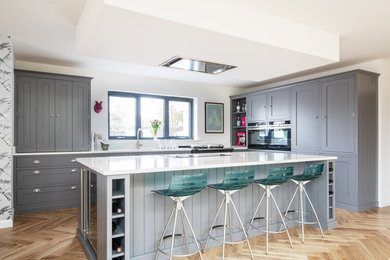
xmin=153 ymin=173 xmax=208 ymax=260
xmin=283 ymin=164 xmax=325 ymax=243
xmin=248 ymin=167 xmax=294 ymax=255
xmin=203 ymin=170 xmax=254 ymax=260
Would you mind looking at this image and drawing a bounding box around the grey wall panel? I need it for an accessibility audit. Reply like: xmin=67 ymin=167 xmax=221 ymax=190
xmin=72 ymin=81 xmax=90 ymax=151
xmin=16 ymin=76 xmax=37 ymax=152
xmin=55 ymin=80 xmax=73 ymax=151
xmin=357 ymin=73 xmax=378 ymax=207
xmin=36 ymin=78 xmax=55 ymax=152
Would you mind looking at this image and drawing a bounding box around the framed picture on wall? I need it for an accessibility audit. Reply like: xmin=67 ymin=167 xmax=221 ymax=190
xmin=205 ymin=102 xmax=224 ymax=133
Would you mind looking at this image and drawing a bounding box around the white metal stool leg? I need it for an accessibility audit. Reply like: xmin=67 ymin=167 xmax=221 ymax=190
xmin=169 ymin=204 xmax=179 ymax=260
xmin=303 ymin=185 xmax=325 ymax=238
xmin=203 ymin=197 xmax=225 ymax=252
xmin=269 ymin=191 xmax=293 ymax=249
xmin=181 ymin=205 xmax=204 ymax=260
xmin=299 ymin=183 xmax=304 ymax=243
xmin=230 ymin=197 xmax=254 ymax=259
xmin=155 ymin=205 xmax=176 ymax=260
xmin=248 ymin=191 xmax=265 ymax=232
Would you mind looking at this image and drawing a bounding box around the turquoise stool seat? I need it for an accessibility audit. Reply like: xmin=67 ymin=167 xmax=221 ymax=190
xmin=248 ymin=167 xmax=294 ymax=255
xmin=153 ymin=173 xmax=207 ymax=260
xmin=283 ymin=164 xmax=325 ymax=243
xmin=203 ymin=170 xmax=254 ymax=260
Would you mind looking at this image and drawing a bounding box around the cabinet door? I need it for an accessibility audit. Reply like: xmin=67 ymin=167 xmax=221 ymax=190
xmin=72 ymin=81 xmax=90 ymax=151
xmin=332 ymin=154 xmax=357 ymax=208
xmin=36 ymin=78 xmax=55 ymax=152
xmin=16 ymin=76 xmax=37 ymax=152
xmin=321 ymin=77 xmax=355 ymax=153
xmin=291 ymin=82 xmax=320 ymax=152
xmin=268 ymin=90 xmax=290 ymax=120
xmin=55 ymin=80 xmax=73 ymax=151
xmin=247 ymin=93 xmax=267 ymax=122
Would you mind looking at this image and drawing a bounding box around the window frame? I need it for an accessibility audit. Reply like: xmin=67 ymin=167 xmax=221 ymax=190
xmin=108 ymin=91 xmax=194 ymax=140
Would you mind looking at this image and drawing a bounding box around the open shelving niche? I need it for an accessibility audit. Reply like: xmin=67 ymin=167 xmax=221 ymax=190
xmin=327 ymin=161 xmax=335 ymax=220
xmin=230 ymin=96 xmax=247 ymax=148
xmin=110 ymin=178 xmax=127 ymax=260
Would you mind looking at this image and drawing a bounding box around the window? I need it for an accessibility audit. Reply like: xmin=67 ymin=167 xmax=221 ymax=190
xmin=108 ymin=91 xmax=193 ymax=140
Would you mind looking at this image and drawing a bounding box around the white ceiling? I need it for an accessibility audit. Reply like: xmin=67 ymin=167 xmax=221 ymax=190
xmin=0 ymin=0 xmax=389 ymax=87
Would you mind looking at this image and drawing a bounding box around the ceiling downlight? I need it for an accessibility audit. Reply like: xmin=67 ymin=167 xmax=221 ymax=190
xmin=160 ymin=57 xmax=236 ymax=75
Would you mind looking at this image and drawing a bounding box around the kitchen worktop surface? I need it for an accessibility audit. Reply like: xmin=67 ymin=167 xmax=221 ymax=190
xmin=77 ymin=151 xmax=337 ymax=176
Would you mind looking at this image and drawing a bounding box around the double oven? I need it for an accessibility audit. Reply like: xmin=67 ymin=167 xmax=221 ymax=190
xmin=248 ymin=120 xmax=291 ymax=151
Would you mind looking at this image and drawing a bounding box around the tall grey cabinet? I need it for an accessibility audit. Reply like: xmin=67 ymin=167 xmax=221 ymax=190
xmin=291 ymin=70 xmax=378 ymax=212
xmin=15 ymin=70 xmax=92 ymax=152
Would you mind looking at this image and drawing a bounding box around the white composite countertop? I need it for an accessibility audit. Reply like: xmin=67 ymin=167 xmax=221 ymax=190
xmin=76 ymin=151 xmax=337 ymax=176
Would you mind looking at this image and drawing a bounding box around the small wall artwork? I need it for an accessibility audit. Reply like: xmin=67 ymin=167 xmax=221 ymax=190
xmin=205 ymin=102 xmax=224 ymax=133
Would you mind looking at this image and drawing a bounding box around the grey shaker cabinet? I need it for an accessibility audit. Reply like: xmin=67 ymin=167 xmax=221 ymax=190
xmin=247 ymin=93 xmax=267 ymax=122
xmin=291 ymin=81 xmax=320 ymax=152
xmin=36 ymin=78 xmax=55 ymax=152
xmin=247 ymin=89 xmax=290 ymax=122
xmin=268 ymin=89 xmax=290 ymax=120
xmin=15 ymin=70 xmax=92 ymax=152
xmin=16 ymin=76 xmax=37 ymax=152
xmin=55 ymin=80 xmax=73 ymax=151
xmin=72 ymin=81 xmax=90 ymax=151
xmin=321 ymin=77 xmax=355 ymax=154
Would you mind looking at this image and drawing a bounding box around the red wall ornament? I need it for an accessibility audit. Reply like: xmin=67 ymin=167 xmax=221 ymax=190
xmin=94 ymin=101 xmax=103 ymax=113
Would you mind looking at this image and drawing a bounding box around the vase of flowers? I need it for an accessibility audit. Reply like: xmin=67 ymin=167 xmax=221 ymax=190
xmin=151 ymin=119 xmax=163 ymax=140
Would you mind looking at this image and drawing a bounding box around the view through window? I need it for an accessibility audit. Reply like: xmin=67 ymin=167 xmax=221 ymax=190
xmin=108 ymin=91 xmax=193 ymax=139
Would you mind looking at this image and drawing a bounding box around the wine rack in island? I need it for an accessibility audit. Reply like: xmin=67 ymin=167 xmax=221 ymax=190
xmin=111 ymin=178 xmax=126 ymax=260
xmin=230 ymin=96 xmax=247 ymax=148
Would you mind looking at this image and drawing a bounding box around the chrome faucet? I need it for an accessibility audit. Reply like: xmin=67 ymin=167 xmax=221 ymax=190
xmin=136 ymin=128 xmax=143 ymax=149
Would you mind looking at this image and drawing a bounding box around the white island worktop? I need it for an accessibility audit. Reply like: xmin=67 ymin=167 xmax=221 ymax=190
xmin=76 ymin=151 xmax=337 ymax=175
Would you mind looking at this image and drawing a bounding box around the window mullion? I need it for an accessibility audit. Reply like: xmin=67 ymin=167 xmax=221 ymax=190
xmin=136 ymin=95 xmax=141 ymax=138
xmin=164 ymin=98 xmax=169 ymax=139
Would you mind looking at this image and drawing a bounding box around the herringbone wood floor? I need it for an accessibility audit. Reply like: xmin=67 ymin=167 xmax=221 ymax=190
xmin=0 ymin=207 xmax=390 ymax=259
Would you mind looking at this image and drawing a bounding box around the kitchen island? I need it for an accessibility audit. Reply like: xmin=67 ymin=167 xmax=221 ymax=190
xmin=76 ymin=151 xmax=337 ymax=260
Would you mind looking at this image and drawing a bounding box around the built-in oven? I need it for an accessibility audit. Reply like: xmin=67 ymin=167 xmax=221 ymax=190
xmin=248 ymin=120 xmax=291 ymax=151
xmin=267 ymin=120 xmax=291 ymax=151
xmin=248 ymin=122 xmax=269 ymax=149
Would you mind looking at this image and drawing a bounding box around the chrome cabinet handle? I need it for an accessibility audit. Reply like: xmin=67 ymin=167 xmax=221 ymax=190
xmin=50 ymin=113 xmax=54 ymax=117
xmin=314 ymin=116 xmax=319 ymax=119
xmin=71 ymin=186 xmax=77 ymax=190
xmin=33 ymin=160 xmax=40 ymax=165
xmin=322 ymin=115 xmax=327 ymax=118
xmin=33 ymin=188 xmax=41 ymax=193
xmin=71 ymin=168 xmax=77 ymax=172
xmin=71 ymin=159 xmax=77 ymax=163
xmin=33 ymin=170 xmax=40 ymax=175
xmin=56 ymin=114 xmax=60 ymax=117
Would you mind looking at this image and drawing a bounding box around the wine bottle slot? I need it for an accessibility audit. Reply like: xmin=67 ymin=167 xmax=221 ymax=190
xmin=112 ymin=239 xmax=122 ymax=253
xmin=112 ymin=222 xmax=118 ymax=233
xmin=112 ymin=202 xmax=122 ymax=214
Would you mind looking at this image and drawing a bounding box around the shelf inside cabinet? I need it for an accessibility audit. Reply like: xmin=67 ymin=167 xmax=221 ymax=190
xmin=112 ymin=251 xmax=125 ymax=258
xmin=232 ymin=126 xmax=246 ymax=129
xmin=232 ymin=111 xmax=246 ymax=115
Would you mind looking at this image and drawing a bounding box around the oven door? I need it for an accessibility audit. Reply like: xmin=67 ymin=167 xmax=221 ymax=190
xmin=268 ymin=127 xmax=291 ymax=151
xmin=248 ymin=128 xmax=269 ymax=149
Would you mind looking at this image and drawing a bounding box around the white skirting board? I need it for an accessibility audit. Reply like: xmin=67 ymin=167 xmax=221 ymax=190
xmin=0 ymin=219 xmax=13 ymax=228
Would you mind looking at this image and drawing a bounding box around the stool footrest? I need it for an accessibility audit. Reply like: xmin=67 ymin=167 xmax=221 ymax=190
xmin=284 ymin=211 xmax=319 ymax=225
xmin=158 ymin=235 xmax=202 ymax=258
xmin=208 ymin=225 xmax=248 ymax=245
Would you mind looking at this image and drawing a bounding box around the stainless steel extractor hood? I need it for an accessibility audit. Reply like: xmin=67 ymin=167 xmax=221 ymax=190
xmin=160 ymin=56 xmax=236 ymax=75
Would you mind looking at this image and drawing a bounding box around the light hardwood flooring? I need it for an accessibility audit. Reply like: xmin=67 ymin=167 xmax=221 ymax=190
xmin=0 ymin=207 xmax=390 ymax=259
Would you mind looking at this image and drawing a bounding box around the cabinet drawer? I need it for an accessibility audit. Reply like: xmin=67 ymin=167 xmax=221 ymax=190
xmin=16 ymin=168 xmax=79 ymax=187
xmin=16 ymin=154 xmax=89 ymax=168
xmin=15 ymin=184 xmax=79 ymax=207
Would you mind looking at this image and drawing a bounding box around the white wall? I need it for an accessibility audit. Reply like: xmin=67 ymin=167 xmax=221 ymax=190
xmin=15 ymin=60 xmax=237 ymax=148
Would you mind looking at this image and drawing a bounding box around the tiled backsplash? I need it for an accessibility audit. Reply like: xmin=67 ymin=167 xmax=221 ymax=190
xmin=0 ymin=34 xmax=13 ymax=223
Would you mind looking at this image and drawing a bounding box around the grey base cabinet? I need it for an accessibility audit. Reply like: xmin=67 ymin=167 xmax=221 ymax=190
xmin=15 ymin=70 xmax=92 ymax=153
